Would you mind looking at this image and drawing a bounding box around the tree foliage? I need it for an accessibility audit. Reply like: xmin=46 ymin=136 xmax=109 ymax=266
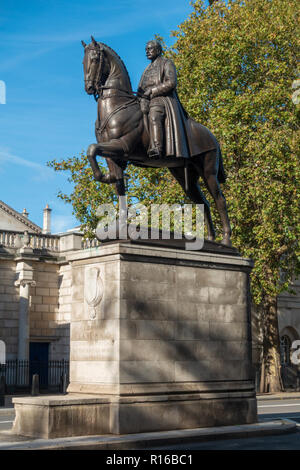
xmin=169 ymin=0 xmax=299 ymax=391
xmin=170 ymin=0 xmax=300 ymax=304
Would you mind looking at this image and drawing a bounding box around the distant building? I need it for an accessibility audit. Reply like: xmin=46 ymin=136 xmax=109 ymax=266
xmin=0 ymin=200 xmax=98 ymax=369
xmin=0 ymin=200 xmax=42 ymax=233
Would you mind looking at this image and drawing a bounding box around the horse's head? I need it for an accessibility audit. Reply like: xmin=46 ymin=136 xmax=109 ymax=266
xmin=82 ymin=36 xmax=105 ymax=96
xmin=82 ymin=37 xmax=132 ymax=98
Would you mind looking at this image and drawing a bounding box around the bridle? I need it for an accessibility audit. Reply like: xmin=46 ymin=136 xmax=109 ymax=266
xmin=84 ymin=40 xmax=143 ymax=101
xmin=84 ymin=44 xmax=105 ymax=101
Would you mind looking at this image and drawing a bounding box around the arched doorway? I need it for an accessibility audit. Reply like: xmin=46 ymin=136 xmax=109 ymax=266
xmin=280 ymin=327 xmax=300 ymax=390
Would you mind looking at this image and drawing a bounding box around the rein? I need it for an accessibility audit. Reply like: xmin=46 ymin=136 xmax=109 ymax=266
xmin=96 ymin=95 xmax=137 ymax=136
xmin=87 ymin=46 xmax=140 ymax=136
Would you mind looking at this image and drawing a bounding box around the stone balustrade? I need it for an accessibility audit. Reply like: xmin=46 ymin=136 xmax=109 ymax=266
xmin=0 ymin=230 xmax=100 ymax=253
xmin=0 ymin=230 xmax=60 ymax=252
xmin=81 ymin=237 xmax=101 ymax=250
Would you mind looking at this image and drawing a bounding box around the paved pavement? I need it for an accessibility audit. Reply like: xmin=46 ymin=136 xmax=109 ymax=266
xmin=0 ymin=393 xmax=300 ymax=449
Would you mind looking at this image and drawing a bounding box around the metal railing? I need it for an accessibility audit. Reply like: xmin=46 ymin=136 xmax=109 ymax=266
xmin=0 ymin=359 xmax=69 ymax=393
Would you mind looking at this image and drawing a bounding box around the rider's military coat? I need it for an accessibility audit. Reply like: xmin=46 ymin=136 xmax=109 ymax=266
xmin=138 ymin=55 xmax=218 ymax=159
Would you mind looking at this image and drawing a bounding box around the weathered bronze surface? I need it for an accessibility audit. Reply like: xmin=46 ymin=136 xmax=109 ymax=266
xmin=82 ymin=37 xmax=231 ymax=246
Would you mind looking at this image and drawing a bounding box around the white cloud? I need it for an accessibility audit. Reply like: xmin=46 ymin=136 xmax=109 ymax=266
xmin=0 ymin=147 xmax=53 ymax=181
xmin=51 ymin=214 xmax=78 ymax=234
xmin=0 ymin=46 xmax=55 ymax=72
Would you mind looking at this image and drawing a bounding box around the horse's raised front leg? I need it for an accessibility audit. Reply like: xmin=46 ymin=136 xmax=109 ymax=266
xmin=87 ymin=145 xmax=105 ymax=182
xmin=87 ymin=139 xmax=125 ymax=160
xmin=87 ymin=138 xmax=126 ymax=183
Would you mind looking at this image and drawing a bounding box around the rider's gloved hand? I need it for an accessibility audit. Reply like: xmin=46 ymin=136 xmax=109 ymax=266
xmin=140 ymin=98 xmax=149 ymax=114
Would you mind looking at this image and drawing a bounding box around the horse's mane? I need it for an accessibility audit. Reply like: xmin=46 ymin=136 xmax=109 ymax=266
xmin=99 ymin=42 xmax=132 ymax=91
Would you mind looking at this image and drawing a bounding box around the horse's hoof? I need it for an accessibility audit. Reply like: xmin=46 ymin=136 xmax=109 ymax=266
xmin=101 ymin=174 xmax=117 ymax=184
xmin=221 ymin=237 xmax=232 ymax=247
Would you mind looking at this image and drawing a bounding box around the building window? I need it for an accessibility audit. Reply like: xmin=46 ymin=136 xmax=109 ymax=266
xmin=280 ymin=335 xmax=292 ymax=366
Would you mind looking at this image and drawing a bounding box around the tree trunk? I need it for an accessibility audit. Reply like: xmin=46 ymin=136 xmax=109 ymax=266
xmin=259 ymin=295 xmax=284 ymax=393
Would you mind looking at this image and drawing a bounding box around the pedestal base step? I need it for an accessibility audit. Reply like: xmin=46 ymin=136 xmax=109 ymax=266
xmin=12 ymin=392 xmax=257 ymax=439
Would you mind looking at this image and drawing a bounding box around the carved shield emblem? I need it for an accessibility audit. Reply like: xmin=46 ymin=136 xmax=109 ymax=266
xmin=84 ymin=267 xmax=104 ymax=319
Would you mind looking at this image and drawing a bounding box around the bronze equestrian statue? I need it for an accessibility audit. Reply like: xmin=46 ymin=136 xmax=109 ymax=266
xmin=82 ymin=37 xmax=232 ymax=246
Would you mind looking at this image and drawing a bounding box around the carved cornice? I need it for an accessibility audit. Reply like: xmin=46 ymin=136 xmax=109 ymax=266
xmin=0 ymin=200 xmax=42 ymax=233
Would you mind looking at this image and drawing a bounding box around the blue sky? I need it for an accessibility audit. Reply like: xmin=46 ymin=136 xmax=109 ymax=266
xmin=0 ymin=0 xmax=198 ymax=233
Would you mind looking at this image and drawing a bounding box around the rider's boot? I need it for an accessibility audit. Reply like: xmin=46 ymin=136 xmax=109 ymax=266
xmin=148 ymin=121 xmax=163 ymax=159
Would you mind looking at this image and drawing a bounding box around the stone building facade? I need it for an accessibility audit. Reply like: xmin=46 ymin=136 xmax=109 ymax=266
xmin=0 ymin=200 xmax=98 ymax=363
xmin=0 ymin=200 xmax=299 ymax=389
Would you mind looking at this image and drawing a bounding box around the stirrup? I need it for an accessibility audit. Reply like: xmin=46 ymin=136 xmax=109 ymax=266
xmin=148 ymin=147 xmax=162 ymax=159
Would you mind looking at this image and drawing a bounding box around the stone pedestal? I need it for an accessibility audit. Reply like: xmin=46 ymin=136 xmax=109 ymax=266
xmin=13 ymin=240 xmax=257 ymax=438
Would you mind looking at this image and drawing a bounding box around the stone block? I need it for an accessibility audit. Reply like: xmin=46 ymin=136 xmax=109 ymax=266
xmin=1 ymin=278 xmax=17 ymax=287
xmin=70 ymin=340 xmax=118 ymax=361
xmin=103 ymin=280 xmax=119 ymax=300
xmin=72 ymin=285 xmax=84 ymax=302
xmin=49 ymin=288 xmax=59 ymax=296
xmin=120 ymin=262 xmax=176 ymax=284
xmin=59 ymin=304 xmax=71 ymax=313
xmin=176 ymin=301 xmax=198 ymax=321
xmin=100 ymin=299 xmax=120 ymax=319
xmin=120 ymin=299 xmax=177 ymax=321
xmin=71 ymin=319 xmax=119 ymax=342
xmin=72 ymin=267 xmax=84 ymax=287
xmin=119 ymin=360 xmax=175 ymax=383
xmin=43 ymin=296 xmax=58 ymax=305
xmin=35 ymin=304 xmax=49 ymax=313
xmin=36 ymin=287 xmax=50 ymax=296
xmin=31 ymin=295 xmax=43 ymax=304
xmin=135 ymin=320 xmax=175 ymax=340
xmin=209 ymin=322 xmax=249 ymax=341
xmin=3 ymin=319 xmax=17 ymax=328
xmin=196 ymin=268 xmax=227 ymax=287
xmin=0 ymin=293 xmax=18 ymax=302
xmin=196 ymin=340 xmax=250 ymax=361
xmin=208 ymin=287 xmax=246 ymax=305
xmin=179 ymin=286 xmax=209 ymax=303
xmin=120 ymin=339 xmax=181 ymax=362
xmin=3 ymin=302 xmax=19 ymax=311
xmin=70 ymin=360 xmax=119 ymax=383
xmin=35 ymin=320 xmax=49 ymax=329
xmin=120 ymin=281 xmax=175 ymax=302
xmin=49 ymin=305 xmax=59 ymax=313
xmin=175 ymin=321 xmax=209 ymax=340
xmin=175 ymin=361 xmax=212 ymax=381
xmin=104 ymin=261 xmax=120 ymax=281
xmin=197 ymin=304 xmax=248 ymax=323
xmin=225 ymin=270 xmax=246 ymax=288
xmin=119 ymin=320 xmax=138 ymax=339
xmin=176 ymin=266 xmax=196 ymax=285
xmin=4 ymin=286 xmax=18 ymax=294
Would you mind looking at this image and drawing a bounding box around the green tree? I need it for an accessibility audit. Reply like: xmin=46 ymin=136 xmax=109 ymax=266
xmin=169 ymin=0 xmax=300 ymax=392
xmin=49 ymin=0 xmax=300 ymax=392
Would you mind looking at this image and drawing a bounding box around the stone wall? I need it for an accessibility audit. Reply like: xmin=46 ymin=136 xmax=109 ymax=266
xmin=0 ymin=259 xmax=19 ymax=359
xmin=0 ymin=253 xmax=70 ymax=362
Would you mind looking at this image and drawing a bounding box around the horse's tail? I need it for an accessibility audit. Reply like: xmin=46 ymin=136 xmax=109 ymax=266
xmin=217 ymin=147 xmax=227 ymax=184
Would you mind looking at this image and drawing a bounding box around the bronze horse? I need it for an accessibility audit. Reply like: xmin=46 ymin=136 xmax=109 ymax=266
xmin=82 ymin=38 xmax=231 ymax=246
